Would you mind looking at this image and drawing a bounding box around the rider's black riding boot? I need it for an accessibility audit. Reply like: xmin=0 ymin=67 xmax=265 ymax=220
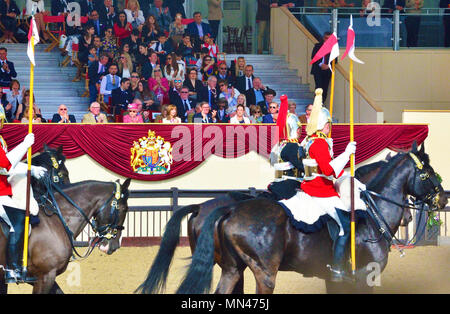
xmin=328 ymin=209 xmax=353 ymax=283
xmin=4 ymin=206 xmax=36 ymax=284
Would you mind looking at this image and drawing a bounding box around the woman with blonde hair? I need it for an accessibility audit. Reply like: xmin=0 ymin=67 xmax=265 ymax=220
xmin=249 ymin=104 xmax=263 ymax=123
xmin=21 ymin=106 xmax=41 ymax=124
xmin=162 ymin=104 xmax=181 ymax=123
xmin=118 ymin=52 xmax=134 ymax=78
xmin=148 ymin=65 xmax=169 ymax=104
xmin=234 ymin=56 xmax=246 ymax=78
xmin=125 ymin=0 xmax=145 ymax=31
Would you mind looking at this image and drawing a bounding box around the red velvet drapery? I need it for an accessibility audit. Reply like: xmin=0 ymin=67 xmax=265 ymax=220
xmin=0 ymin=124 xmax=428 ymax=181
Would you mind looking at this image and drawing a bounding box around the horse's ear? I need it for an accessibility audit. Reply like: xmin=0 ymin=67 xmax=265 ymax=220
xmin=385 ymin=152 xmax=392 ymax=161
xmin=43 ymin=143 xmax=49 ymax=151
xmin=122 ymin=178 xmax=131 ymax=191
xmin=57 ymin=145 xmax=64 ymax=155
xmin=419 ymin=142 xmax=425 ymax=154
xmin=411 ymin=141 xmax=418 ymax=153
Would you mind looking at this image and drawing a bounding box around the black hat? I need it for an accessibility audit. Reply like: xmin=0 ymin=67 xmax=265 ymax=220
xmin=263 ymin=88 xmax=276 ymax=97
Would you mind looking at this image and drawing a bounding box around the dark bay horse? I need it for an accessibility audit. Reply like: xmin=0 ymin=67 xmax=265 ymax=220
xmin=0 ymin=178 xmax=131 ymax=293
xmin=137 ymin=152 xmax=413 ymax=294
xmin=175 ymin=144 xmax=447 ymax=294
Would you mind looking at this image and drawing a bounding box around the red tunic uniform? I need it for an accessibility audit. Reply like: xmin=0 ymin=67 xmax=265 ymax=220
xmin=0 ymin=136 xmax=12 ymax=196
xmin=300 ymin=135 xmax=343 ymax=198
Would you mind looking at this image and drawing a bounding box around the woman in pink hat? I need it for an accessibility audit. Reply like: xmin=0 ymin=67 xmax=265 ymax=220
xmin=123 ymin=103 xmax=144 ymax=123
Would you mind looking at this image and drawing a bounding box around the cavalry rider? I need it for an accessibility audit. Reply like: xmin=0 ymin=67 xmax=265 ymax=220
xmin=268 ymin=97 xmax=305 ymax=200
xmin=0 ymin=106 xmax=47 ymax=283
xmin=300 ymin=88 xmax=356 ymax=282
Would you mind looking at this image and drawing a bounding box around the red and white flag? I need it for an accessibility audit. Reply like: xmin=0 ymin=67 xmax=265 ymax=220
xmin=310 ymin=32 xmax=339 ymax=71
xmin=341 ymin=15 xmax=364 ymax=64
xmin=27 ymin=16 xmax=40 ymax=66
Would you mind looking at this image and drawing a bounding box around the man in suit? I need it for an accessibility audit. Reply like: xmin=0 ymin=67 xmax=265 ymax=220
xmin=171 ymin=85 xmax=196 ymax=122
xmin=215 ymin=61 xmax=234 ymax=86
xmin=235 ymin=65 xmax=255 ymax=94
xmin=257 ymin=88 xmax=276 ymax=115
xmin=193 ymin=101 xmax=217 ymax=123
xmin=311 ymin=32 xmax=333 ymax=103
xmin=141 ymin=51 xmax=159 ymax=80
xmin=186 ymin=11 xmax=212 ymax=47
xmin=51 ymin=104 xmax=77 ymax=123
xmin=0 ymin=48 xmax=16 ymax=88
xmin=80 ymin=0 xmax=96 ymax=16
xmin=197 ymin=75 xmax=219 ymax=110
xmin=215 ymin=97 xmax=229 ymax=123
xmin=87 ymin=10 xmax=105 ymax=37
xmin=82 ymin=102 xmax=108 ymax=123
xmin=245 ymin=77 xmax=267 ymax=107
xmin=95 ymin=0 xmax=116 ymax=28
xmin=262 ymin=102 xmax=279 ymax=123
xmin=150 ymin=33 xmax=173 ymax=66
xmin=111 ymin=78 xmax=133 ymax=115
xmin=148 ymin=0 xmax=172 ymax=32
xmin=88 ymin=54 xmax=109 ymax=104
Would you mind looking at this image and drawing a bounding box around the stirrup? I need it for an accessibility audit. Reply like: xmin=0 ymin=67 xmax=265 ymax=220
xmin=4 ymin=268 xmax=37 ymax=284
xmin=327 ymin=265 xmax=355 ymax=283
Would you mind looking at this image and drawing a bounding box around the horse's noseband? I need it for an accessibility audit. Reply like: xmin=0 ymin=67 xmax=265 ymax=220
xmin=94 ymin=182 xmax=124 ymax=241
xmin=50 ymin=156 xmax=65 ymax=183
xmin=409 ymin=153 xmax=441 ymax=209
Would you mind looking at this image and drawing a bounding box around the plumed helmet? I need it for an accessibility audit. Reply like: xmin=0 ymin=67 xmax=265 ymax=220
xmin=0 ymin=104 xmax=5 ymax=127
xmin=286 ymin=113 xmax=301 ymax=140
xmin=306 ymin=89 xmax=332 ymax=136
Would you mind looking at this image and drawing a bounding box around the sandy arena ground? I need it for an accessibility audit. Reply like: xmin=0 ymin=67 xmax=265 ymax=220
xmin=8 ymin=245 xmax=450 ymax=294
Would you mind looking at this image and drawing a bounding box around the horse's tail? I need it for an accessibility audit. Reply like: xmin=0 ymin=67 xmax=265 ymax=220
xmin=176 ymin=205 xmax=231 ymax=294
xmin=136 ymin=204 xmax=200 ymax=294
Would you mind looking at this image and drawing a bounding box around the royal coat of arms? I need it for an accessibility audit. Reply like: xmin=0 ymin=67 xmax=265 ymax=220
xmin=130 ymin=130 xmax=173 ymax=175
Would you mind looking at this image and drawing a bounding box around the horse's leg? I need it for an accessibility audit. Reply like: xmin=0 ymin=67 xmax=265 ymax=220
xmin=48 ymin=282 xmax=64 ymax=294
xmin=253 ymin=268 xmax=276 ymax=294
xmin=232 ymin=275 xmax=244 ymax=294
xmin=214 ymin=268 xmax=243 ymax=294
xmin=32 ymin=270 xmax=57 ymax=294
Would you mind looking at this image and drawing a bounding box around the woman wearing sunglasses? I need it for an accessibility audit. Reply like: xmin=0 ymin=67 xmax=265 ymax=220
xmin=123 ymin=103 xmax=143 ymax=123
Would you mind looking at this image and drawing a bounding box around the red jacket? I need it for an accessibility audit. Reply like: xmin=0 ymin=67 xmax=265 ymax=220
xmin=301 ymin=136 xmax=341 ymax=198
xmin=0 ymin=137 xmax=12 ymax=196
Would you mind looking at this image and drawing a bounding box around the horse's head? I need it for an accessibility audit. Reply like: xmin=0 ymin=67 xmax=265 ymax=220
xmin=36 ymin=144 xmax=70 ymax=185
xmin=406 ymin=142 xmax=448 ymax=211
xmin=97 ymin=178 xmax=131 ymax=255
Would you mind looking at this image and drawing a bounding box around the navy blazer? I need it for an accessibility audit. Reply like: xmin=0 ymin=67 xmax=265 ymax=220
xmin=51 ymin=114 xmax=77 ymax=123
xmin=193 ymin=112 xmax=216 ymax=123
xmin=186 ymin=21 xmax=212 ymax=39
xmin=170 ymin=90 xmax=196 ymax=122
xmin=197 ymin=86 xmax=219 ymax=110
xmin=0 ymin=60 xmax=16 ymax=87
xmin=262 ymin=114 xmax=275 ymax=124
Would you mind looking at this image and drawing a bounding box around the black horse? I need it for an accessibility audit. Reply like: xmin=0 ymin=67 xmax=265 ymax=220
xmin=176 ymin=144 xmax=447 ymax=294
xmin=137 ymin=150 xmax=413 ymax=294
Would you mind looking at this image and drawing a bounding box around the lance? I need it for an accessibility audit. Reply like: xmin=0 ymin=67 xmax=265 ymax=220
xmin=349 ymin=59 xmax=356 ymax=276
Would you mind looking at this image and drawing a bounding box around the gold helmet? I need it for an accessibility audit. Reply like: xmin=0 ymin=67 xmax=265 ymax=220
xmin=0 ymin=105 xmax=5 ymax=129
xmin=306 ymin=88 xmax=332 ymax=136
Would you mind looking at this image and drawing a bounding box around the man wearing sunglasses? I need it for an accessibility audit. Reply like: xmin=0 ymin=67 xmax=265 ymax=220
xmin=262 ymin=102 xmax=279 ymax=123
xmin=51 ymin=105 xmax=76 ymax=123
xmin=172 ymin=85 xmax=196 ymax=122
xmin=214 ymin=61 xmax=234 ymax=86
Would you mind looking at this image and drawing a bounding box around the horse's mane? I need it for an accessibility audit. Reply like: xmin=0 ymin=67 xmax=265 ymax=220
xmin=365 ymin=152 xmax=407 ymax=192
xmin=355 ymin=160 xmax=387 ymax=180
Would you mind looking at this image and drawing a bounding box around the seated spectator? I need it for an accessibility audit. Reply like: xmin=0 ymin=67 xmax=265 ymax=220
xmin=201 ymin=33 xmax=219 ymax=60
xmin=176 ymin=33 xmax=197 ymax=67
xmin=101 ymin=27 xmax=118 ymax=59
xmin=193 ymin=101 xmax=217 ymax=123
xmin=123 ymin=103 xmax=143 ymax=123
xmin=200 ymin=55 xmax=217 ymax=82
xmin=169 ymin=12 xmax=186 ymax=46
xmin=135 ymin=80 xmax=159 ymax=110
xmin=249 ymin=104 xmax=263 ymax=123
xmin=171 ymin=85 xmax=195 ymax=122
xmin=215 ymin=61 xmax=234 ymax=85
xmin=197 ymin=75 xmax=219 ymax=110
xmin=148 ymin=65 xmax=169 ymax=104
xmin=124 ymin=0 xmax=145 ymax=31
xmin=183 ymin=68 xmax=203 ymax=101
xmin=135 ymin=43 xmax=149 ymax=67
xmin=79 ymin=25 xmax=96 ymax=65
xmin=245 ymin=77 xmax=268 ymax=107
xmin=162 ymin=104 xmax=181 ymax=123
xmin=100 ymin=63 xmax=121 ymax=104
xmin=186 ymin=11 xmax=211 ymax=48
xmin=195 ymin=47 xmax=210 ymax=74
xmin=257 ymin=88 xmax=276 ymax=115
xmin=232 ymin=56 xmax=246 ymax=79
xmin=120 ymin=42 xmax=135 ymax=65
xmin=299 ymin=103 xmax=313 ymax=123
xmin=5 ymin=79 xmax=22 ymax=121
xmin=111 ymin=77 xmax=133 ymax=115
xmin=128 ymin=71 xmax=140 ymax=97
xmin=141 ymin=51 xmax=159 ymax=80
xmin=229 ymin=93 xmax=251 ymax=118
xmin=0 ymin=89 xmax=8 ymax=120
xmin=16 ymin=90 xmax=43 ymax=121
xmin=87 ymin=52 xmax=109 ymax=105
xmin=51 ymin=104 xmax=76 ymax=123
xmin=262 ymin=102 xmax=279 ymax=123
xmin=122 ymin=29 xmax=142 ymax=61
xmin=218 ymin=79 xmax=240 ymax=108
xmin=142 ymin=108 xmax=152 ymax=123
xmin=21 ymin=106 xmax=42 ymax=124
xmin=118 ymin=52 xmax=134 ymax=79
xmin=215 ymin=98 xmax=230 ymax=123
xmin=80 ymin=0 xmax=95 ymax=17
xmin=0 ymin=0 xmax=20 ymax=43
xmin=150 ymin=33 xmax=173 ymax=66
xmin=87 ymin=10 xmax=105 ymax=37
xmin=82 ymin=101 xmax=108 ymax=123
xmin=164 ymin=53 xmax=185 ymax=86
xmin=0 ymin=47 xmax=16 ymax=88
xmin=95 ymin=0 xmax=117 ymax=28
xmin=142 ymin=15 xmax=161 ymax=43
xmin=230 ymin=104 xmax=251 ymax=124
xmin=235 ymin=64 xmax=255 ymax=94
xmin=288 ymin=101 xmax=297 ymax=115
xmin=113 ymin=12 xmax=133 ymax=47
xmin=148 ymin=0 xmax=172 ymax=33
xmin=87 ymin=45 xmax=99 ymax=66
xmin=154 ymin=104 xmax=167 ymax=122
xmin=188 ymin=103 xmax=202 ymax=123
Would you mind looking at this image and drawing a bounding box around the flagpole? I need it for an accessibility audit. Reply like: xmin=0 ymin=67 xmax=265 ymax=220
xmin=22 ymin=32 xmax=35 ymax=277
xmin=328 ymin=59 xmax=335 ymax=137
xmin=349 ymin=59 xmax=356 ymax=276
